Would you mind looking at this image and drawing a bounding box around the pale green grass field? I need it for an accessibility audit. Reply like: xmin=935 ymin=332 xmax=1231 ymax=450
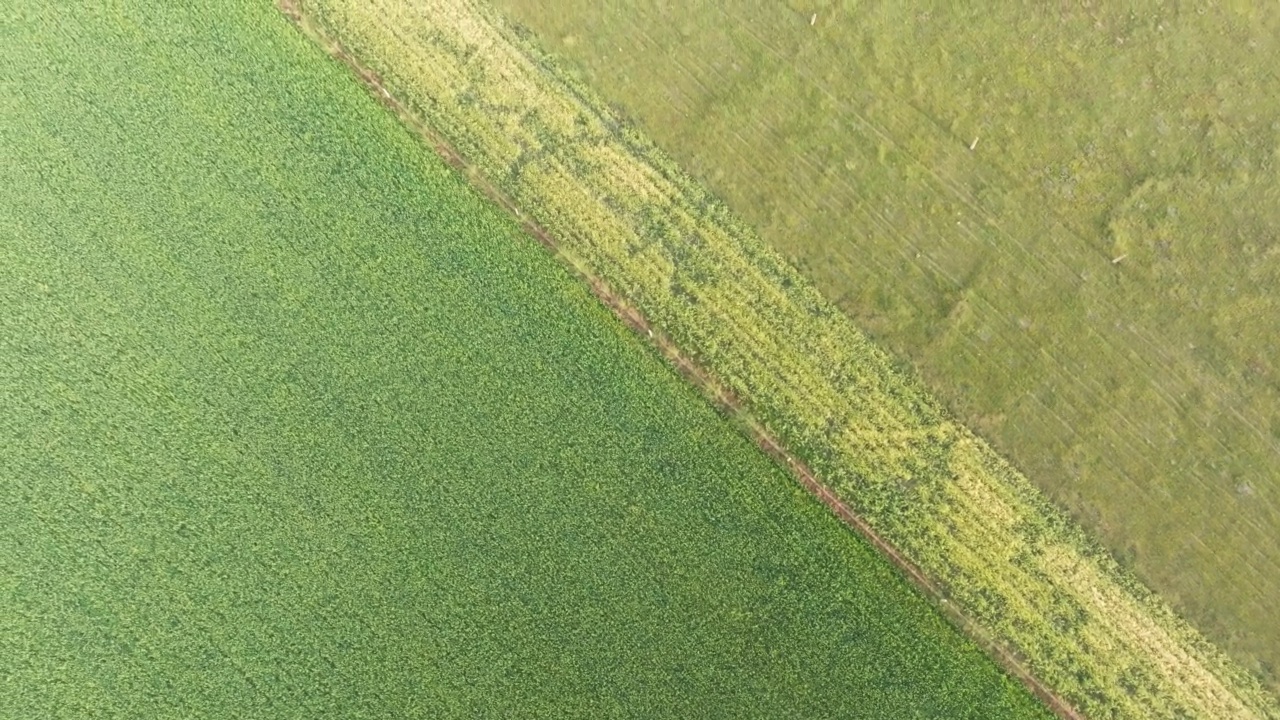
xmin=491 ymin=0 xmax=1280 ymax=688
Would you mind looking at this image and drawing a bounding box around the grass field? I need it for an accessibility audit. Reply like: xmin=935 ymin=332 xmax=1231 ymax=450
xmin=290 ymin=0 xmax=1280 ymax=717
xmin=487 ymin=0 xmax=1280 ymax=692
xmin=0 ymin=1 xmax=1055 ymax=717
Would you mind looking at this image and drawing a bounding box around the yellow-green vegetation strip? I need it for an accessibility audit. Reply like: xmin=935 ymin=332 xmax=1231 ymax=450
xmin=295 ymin=1 xmax=1280 ymax=717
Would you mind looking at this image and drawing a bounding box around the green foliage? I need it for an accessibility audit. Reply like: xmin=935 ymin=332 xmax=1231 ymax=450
xmin=0 ymin=1 xmax=1049 ymax=718
xmin=295 ymin=0 xmax=1280 ymax=717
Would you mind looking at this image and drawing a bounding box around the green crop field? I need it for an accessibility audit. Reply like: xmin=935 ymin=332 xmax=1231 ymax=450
xmin=289 ymin=0 xmax=1280 ymax=717
xmin=0 ymin=1 xmax=1052 ymax=718
xmin=489 ymin=0 xmax=1280 ymax=693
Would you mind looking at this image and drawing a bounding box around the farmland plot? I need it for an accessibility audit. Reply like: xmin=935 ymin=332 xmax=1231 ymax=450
xmin=0 ymin=0 xmax=1050 ymax=717
xmin=489 ymin=0 xmax=1280 ymax=692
